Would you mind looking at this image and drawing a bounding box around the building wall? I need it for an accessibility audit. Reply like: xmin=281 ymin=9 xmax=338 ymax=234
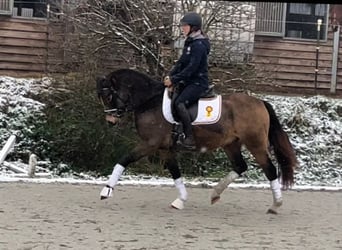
xmin=253 ymin=4 xmax=342 ymax=91
xmin=253 ymin=31 xmax=342 ymax=90
xmin=0 ymin=16 xmax=125 ymax=77
xmin=0 ymin=16 xmax=49 ymax=77
xmin=2 ymin=3 xmax=341 ymax=93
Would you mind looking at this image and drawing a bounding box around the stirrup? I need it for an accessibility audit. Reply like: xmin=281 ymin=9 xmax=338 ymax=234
xmin=181 ymin=144 xmax=196 ymax=150
xmin=100 ymin=185 xmax=113 ymax=200
xmin=177 ymin=138 xmax=196 ymax=150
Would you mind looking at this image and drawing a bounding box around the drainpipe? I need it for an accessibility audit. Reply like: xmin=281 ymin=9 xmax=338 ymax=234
xmin=330 ymin=25 xmax=340 ymax=94
xmin=314 ymin=19 xmax=322 ymax=94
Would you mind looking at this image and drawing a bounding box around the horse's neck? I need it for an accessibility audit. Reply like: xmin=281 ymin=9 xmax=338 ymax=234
xmin=133 ymin=90 xmax=163 ymax=114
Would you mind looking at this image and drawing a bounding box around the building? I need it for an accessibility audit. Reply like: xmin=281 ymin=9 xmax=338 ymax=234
xmin=0 ymin=0 xmax=51 ymax=76
xmin=253 ymin=2 xmax=341 ymax=93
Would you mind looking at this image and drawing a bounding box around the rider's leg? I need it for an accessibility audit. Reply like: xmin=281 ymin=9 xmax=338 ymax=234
xmin=173 ymin=84 xmax=205 ymax=148
xmin=175 ymin=102 xmax=195 ymax=147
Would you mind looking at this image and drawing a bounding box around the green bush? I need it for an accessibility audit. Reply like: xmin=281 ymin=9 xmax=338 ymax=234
xmin=36 ymin=75 xmax=138 ymax=175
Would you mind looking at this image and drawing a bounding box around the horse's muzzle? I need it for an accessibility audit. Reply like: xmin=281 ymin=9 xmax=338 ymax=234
xmin=105 ymin=114 xmax=120 ymax=125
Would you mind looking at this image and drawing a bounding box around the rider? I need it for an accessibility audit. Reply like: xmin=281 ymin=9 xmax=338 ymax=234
xmin=164 ymin=12 xmax=210 ymax=149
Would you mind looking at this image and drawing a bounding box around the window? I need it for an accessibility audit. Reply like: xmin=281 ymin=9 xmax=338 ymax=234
xmin=255 ymin=2 xmax=329 ymax=40
xmin=13 ymin=0 xmax=47 ymax=18
xmin=0 ymin=0 xmax=62 ymax=18
xmin=0 ymin=0 xmax=14 ymax=15
xmin=285 ymin=3 xmax=327 ymax=39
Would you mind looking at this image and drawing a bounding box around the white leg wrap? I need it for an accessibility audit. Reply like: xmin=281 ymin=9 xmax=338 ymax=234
xmin=171 ymin=198 xmax=184 ymax=210
xmin=214 ymin=171 xmax=239 ymax=195
xmin=100 ymin=164 xmax=125 ymax=200
xmin=268 ymin=179 xmax=283 ymax=214
xmin=100 ymin=185 xmax=113 ymax=199
xmin=108 ymin=163 xmax=125 ymax=187
xmin=270 ymin=179 xmax=282 ymax=201
xmin=174 ymin=178 xmax=188 ymax=201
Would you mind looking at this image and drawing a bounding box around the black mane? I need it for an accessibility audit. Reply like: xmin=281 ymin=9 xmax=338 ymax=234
xmin=107 ymin=69 xmax=165 ymax=113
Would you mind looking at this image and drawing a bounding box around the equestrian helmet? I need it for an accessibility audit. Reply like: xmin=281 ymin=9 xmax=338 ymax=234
xmin=180 ymin=12 xmax=202 ymax=28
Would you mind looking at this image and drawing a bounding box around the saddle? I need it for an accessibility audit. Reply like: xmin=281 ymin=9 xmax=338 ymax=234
xmin=162 ymin=85 xmax=222 ymax=125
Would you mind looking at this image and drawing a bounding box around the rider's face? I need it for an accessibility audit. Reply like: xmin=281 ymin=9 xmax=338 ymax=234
xmin=180 ymin=24 xmax=191 ymax=36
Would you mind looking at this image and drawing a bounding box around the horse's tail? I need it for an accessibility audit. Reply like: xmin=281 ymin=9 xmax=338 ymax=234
xmin=263 ymin=101 xmax=298 ymax=188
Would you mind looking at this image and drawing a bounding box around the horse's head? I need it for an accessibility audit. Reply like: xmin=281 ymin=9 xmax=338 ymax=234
xmin=96 ymin=74 xmax=132 ymax=124
xmin=96 ymin=69 xmax=165 ymax=124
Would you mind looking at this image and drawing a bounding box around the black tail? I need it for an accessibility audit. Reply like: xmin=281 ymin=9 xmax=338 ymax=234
xmin=263 ymin=101 xmax=298 ymax=188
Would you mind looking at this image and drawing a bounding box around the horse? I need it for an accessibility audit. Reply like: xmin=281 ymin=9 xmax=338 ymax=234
xmin=96 ymin=68 xmax=298 ymax=213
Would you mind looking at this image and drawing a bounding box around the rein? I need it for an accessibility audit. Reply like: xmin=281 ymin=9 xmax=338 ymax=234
xmin=100 ymin=87 xmax=162 ymax=117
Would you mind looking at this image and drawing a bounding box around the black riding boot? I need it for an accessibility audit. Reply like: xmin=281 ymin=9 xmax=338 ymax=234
xmin=176 ymin=103 xmax=196 ymax=149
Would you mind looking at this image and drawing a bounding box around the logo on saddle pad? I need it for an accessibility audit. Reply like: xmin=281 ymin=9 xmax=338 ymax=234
xmin=162 ymin=89 xmax=222 ymax=125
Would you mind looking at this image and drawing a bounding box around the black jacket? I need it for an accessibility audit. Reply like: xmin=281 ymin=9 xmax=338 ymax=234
xmin=170 ymin=32 xmax=210 ymax=89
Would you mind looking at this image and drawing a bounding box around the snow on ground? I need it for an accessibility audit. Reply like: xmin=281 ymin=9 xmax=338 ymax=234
xmin=0 ymin=76 xmax=341 ymax=191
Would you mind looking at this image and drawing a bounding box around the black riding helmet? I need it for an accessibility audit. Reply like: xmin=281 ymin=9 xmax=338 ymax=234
xmin=179 ymin=12 xmax=202 ymax=29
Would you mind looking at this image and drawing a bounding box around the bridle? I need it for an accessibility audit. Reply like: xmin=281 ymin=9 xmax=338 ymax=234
xmin=99 ymin=86 xmax=132 ymax=118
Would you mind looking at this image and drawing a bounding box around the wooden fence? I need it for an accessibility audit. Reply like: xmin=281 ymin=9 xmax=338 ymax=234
xmin=252 ymin=31 xmax=342 ymax=91
xmin=0 ymin=16 xmax=49 ymax=77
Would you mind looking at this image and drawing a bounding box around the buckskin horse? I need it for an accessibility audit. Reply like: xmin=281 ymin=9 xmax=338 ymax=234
xmin=96 ymin=68 xmax=298 ymax=214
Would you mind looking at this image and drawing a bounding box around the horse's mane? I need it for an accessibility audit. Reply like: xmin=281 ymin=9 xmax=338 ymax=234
xmin=108 ymin=68 xmax=152 ymax=81
xmin=107 ymin=68 xmax=165 ymax=112
xmin=107 ymin=69 xmax=163 ymax=90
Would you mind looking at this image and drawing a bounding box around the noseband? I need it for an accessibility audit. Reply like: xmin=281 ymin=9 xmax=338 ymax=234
xmin=99 ymin=87 xmax=132 ymax=117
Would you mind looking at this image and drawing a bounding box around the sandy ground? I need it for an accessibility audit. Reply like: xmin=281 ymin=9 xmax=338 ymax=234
xmin=0 ymin=183 xmax=341 ymax=250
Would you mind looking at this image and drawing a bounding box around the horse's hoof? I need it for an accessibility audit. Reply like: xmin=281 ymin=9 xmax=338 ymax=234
xmin=274 ymin=199 xmax=283 ymax=207
xmin=100 ymin=185 xmax=113 ymax=200
xmin=211 ymin=196 xmax=220 ymax=205
xmin=267 ymin=199 xmax=282 ymax=214
xmin=170 ymin=198 xmax=185 ymax=210
xmin=267 ymin=208 xmax=278 ymax=214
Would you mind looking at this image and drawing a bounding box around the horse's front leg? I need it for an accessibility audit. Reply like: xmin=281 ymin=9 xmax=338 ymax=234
xmin=164 ymin=156 xmax=187 ymax=210
xmin=100 ymin=144 xmax=156 ymax=200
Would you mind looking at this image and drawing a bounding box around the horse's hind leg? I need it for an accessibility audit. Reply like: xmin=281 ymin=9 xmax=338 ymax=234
xmin=211 ymin=142 xmax=247 ymax=204
xmin=246 ymin=145 xmax=282 ymax=214
xmin=164 ymin=155 xmax=187 ymax=210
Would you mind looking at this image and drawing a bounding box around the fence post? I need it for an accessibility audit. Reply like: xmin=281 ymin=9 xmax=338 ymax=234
xmin=330 ymin=25 xmax=340 ymax=94
xmin=28 ymin=154 xmax=37 ymax=178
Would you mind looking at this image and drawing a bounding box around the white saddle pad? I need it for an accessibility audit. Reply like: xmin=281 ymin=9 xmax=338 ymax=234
xmin=162 ymin=88 xmax=222 ymax=125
